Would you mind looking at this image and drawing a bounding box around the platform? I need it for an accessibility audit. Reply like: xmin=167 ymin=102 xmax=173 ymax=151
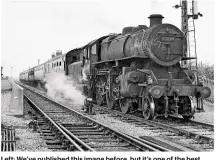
xmin=1 ymin=80 xmax=24 ymax=116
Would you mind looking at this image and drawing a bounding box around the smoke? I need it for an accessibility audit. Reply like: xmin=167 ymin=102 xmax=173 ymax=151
xmin=44 ymin=71 xmax=85 ymax=106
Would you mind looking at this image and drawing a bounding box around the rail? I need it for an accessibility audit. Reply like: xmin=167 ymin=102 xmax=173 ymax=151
xmin=21 ymin=83 xmax=171 ymax=151
xmin=24 ymin=94 xmax=89 ymax=151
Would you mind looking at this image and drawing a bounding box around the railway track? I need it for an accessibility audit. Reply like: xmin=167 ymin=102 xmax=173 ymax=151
xmin=93 ymin=105 xmax=214 ymax=151
xmin=18 ymin=82 xmax=213 ymax=151
xmin=22 ymin=86 xmax=177 ymax=152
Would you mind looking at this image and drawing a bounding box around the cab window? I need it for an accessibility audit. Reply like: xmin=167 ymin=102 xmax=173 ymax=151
xmin=91 ymin=44 xmax=96 ymax=55
xmin=84 ymin=48 xmax=87 ymax=59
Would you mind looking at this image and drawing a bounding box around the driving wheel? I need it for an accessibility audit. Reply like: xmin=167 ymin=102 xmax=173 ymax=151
xmin=142 ymin=96 xmax=155 ymax=120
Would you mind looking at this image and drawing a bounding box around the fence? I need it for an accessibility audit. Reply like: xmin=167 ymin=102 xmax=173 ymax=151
xmin=1 ymin=126 xmax=16 ymax=151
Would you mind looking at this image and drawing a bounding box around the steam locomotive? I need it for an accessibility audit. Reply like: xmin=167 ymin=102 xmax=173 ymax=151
xmin=20 ymin=14 xmax=211 ymax=120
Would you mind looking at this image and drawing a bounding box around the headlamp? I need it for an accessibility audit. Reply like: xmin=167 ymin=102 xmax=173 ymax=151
xmin=200 ymin=87 xmax=211 ymax=98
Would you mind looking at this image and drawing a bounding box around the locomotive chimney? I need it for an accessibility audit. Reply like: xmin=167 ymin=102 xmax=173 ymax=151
xmin=148 ymin=14 xmax=164 ymax=27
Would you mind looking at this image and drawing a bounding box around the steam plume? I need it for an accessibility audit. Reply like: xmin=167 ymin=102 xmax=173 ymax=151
xmin=44 ymin=71 xmax=85 ymax=105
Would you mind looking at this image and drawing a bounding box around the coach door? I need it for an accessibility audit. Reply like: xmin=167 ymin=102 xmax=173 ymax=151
xmin=43 ymin=64 xmax=47 ymax=78
xmin=45 ymin=63 xmax=50 ymax=74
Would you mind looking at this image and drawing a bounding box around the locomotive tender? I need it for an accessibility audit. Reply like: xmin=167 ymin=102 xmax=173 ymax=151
xmin=20 ymin=14 xmax=211 ymax=120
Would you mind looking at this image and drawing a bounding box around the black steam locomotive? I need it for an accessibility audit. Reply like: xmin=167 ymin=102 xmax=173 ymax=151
xmin=82 ymin=14 xmax=211 ymax=120
xmin=20 ymin=14 xmax=211 ymax=120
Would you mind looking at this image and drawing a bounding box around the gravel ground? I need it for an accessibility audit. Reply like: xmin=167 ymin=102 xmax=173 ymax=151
xmin=192 ymin=101 xmax=214 ymax=125
xmin=91 ymin=114 xmax=160 ymax=137
xmin=1 ymin=91 xmax=51 ymax=151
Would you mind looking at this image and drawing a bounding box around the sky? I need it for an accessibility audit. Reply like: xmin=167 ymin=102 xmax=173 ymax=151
xmin=1 ymin=0 xmax=215 ymax=78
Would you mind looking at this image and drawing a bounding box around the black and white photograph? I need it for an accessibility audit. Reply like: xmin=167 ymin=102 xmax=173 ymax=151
xmin=1 ymin=0 xmax=216 ymax=156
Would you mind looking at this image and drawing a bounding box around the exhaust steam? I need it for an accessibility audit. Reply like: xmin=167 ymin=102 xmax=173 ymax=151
xmin=44 ymin=71 xmax=85 ymax=106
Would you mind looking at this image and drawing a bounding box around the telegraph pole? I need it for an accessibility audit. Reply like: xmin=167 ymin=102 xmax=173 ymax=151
xmin=174 ymin=0 xmax=202 ymax=68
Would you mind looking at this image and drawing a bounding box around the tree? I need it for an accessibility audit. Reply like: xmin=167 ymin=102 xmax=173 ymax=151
xmin=188 ymin=61 xmax=214 ymax=80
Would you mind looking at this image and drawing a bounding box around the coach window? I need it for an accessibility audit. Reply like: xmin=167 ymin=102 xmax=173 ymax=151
xmin=57 ymin=62 xmax=58 ymax=67
xmin=60 ymin=62 xmax=61 ymax=66
xmin=91 ymin=44 xmax=96 ymax=55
